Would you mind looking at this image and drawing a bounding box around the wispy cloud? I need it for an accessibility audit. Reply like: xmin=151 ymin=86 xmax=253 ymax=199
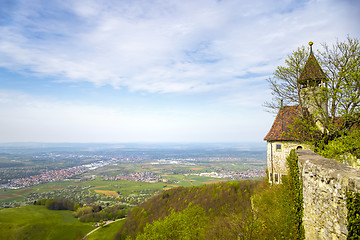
xmin=0 ymin=0 xmax=358 ymax=142
xmin=1 ymin=0 xmax=358 ymax=94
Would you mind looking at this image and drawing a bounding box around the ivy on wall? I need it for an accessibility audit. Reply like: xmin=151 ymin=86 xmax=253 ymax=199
xmin=347 ymin=191 xmax=360 ymax=240
xmin=285 ymin=149 xmax=305 ymax=239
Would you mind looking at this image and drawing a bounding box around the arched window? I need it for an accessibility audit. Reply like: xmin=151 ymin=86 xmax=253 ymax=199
xmin=296 ymin=146 xmax=303 ymax=150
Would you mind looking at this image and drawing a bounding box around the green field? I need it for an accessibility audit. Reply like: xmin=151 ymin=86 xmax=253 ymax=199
xmin=0 ymin=205 xmax=94 ymax=240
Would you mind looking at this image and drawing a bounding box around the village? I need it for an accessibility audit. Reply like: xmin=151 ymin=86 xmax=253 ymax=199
xmin=103 ymin=171 xmax=162 ymax=183
xmin=195 ymin=168 xmax=265 ymax=180
xmin=1 ymin=160 xmax=116 ymax=189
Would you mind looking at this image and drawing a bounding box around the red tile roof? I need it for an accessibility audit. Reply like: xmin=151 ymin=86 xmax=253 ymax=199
xmin=264 ymin=105 xmax=302 ymax=141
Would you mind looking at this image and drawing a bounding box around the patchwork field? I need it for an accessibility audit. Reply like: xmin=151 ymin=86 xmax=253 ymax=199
xmin=0 ymin=174 xmax=225 ymax=205
xmin=0 ymin=145 xmax=266 ymax=209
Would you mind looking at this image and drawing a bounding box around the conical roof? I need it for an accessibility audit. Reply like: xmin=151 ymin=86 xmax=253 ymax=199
xmin=298 ymin=42 xmax=326 ymax=86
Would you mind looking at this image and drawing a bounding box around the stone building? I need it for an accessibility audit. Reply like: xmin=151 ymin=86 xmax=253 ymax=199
xmin=264 ymin=105 xmax=308 ymax=183
xmin=264 ymin=42 xmax=327 ymax=183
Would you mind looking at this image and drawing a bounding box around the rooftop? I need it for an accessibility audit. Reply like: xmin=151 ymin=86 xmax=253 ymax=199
xmin=264 ymin=105 xmax=302 ymax=141
xmin=298 ymin=42 xmax=327 ymax=87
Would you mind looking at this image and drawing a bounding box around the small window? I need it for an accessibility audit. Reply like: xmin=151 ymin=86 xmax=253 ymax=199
xmin=297 ymin=146 xmax=303 ymax=150
xmin=269 ymin=172 xmax=273 ymax=183
xmin=276 ymin=144 xmax=282 ymax=151
xmin=274 ymin=173 xmax=279 ymax=184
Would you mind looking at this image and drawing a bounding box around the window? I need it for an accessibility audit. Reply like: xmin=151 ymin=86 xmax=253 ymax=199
xmin=274 ymin=173 xmax=279 ymax=184
xmin=269 ymin=172 xmax=273 ymax=183
xmin=297 ymin=146 xmax=303 ymax=150
xmin=276 ymin=144 xmax=282 ymax=151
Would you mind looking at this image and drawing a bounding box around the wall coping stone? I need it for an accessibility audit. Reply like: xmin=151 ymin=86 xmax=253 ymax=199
xmin=297 ymin=150 xmax=360 ymax=192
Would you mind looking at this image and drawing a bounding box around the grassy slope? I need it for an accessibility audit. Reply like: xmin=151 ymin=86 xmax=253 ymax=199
xmin=0 ymin=205 xmax=94 ymax=240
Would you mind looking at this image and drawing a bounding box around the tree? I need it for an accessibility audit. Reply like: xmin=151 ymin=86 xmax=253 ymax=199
xmin=264 ymin=45 xmax=308 ymax=113
xmin=320 ymin=37 xmax=360 ymax=120
xmin=265 ymin=36 xmax=360 ymax=155
xmin=135 ymin=204 xmax=209 ymax=240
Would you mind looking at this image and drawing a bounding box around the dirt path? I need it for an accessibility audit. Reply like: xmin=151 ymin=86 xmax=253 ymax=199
xmin=82 ymin=218 xmax=125 ymax=240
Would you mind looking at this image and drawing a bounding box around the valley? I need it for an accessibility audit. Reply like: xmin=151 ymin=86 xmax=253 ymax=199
xmin=0 ymin=143 xmax=267 ymax=239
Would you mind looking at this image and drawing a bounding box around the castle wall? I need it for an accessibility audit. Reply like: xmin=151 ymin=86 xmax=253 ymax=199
xmin=267 ymin=141 xmax=308 ymax=183
xmin=297 ymin=150 xmax=360 ymax=240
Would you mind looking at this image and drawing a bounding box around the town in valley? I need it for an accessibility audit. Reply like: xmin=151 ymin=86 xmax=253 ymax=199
xmin=0 ymin=143 xmax=266 ymax=208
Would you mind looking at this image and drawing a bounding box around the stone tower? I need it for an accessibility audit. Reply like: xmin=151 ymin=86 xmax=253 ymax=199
xmin=298 ymin=42 xmax=328 ymax=118
xmin=264 ymin=41 xmax=327 ymax=183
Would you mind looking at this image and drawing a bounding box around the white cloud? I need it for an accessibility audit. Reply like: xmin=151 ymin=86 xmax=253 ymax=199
xmin=0 ymin=0 xmax=358 ymax=95
xmin=0 ymin=0 xmax=358 ymax=142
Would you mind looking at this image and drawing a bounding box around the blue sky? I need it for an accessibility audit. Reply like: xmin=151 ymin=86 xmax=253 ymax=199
xmin=0 ymin=0 xmax=359 ymax=143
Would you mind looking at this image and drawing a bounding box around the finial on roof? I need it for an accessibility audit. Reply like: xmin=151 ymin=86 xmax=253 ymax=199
xmin=298 ymin=40 xmax=327 ymax=87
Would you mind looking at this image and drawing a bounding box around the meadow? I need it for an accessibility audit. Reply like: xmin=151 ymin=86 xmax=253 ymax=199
xmin=0 ymin=205 xmax=94 ymax=240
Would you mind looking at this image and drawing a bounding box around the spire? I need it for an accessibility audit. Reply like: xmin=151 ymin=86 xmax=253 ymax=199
xmin=309 ymin=41 xmax=313 ymax=54
xmin=298 ymin=41 xmax=326 ymax=88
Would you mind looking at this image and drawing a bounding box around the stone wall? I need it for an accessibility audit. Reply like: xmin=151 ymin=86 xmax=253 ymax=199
xmin=297 ymin=150 xmax=360 ymax=240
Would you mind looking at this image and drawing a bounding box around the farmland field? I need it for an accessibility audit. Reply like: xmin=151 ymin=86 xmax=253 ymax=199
xmin=93 ymin=190 xmax=119 ymax=197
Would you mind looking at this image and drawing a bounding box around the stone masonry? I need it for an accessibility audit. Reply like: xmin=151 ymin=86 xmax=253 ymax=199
xmin=297 ymin=150 xmax=360 ymax=240
xmin=266 ymin=141 xmax=309 ymax=183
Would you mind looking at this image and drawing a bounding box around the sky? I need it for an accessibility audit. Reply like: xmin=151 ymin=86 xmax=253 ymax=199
xmin=0 ymin=0 xmax=359 ymax=143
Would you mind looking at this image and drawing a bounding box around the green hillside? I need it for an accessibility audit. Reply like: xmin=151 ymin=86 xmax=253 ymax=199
xmin=0 ymin=205 xmax=94 ymax=240
xmin=0 ymin=178 xmax=301 ymax=240
xmin=116 ymin=177 xmax=302 ymax=240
